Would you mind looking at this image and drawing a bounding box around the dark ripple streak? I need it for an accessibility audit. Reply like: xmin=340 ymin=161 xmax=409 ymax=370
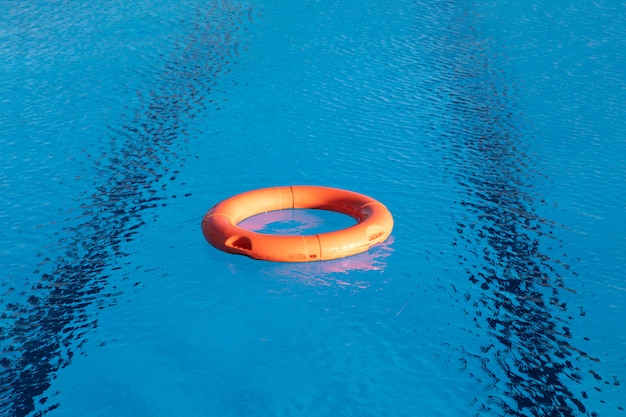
xmin=0 ymin=2 xmax=251 ymax=416
xmin=439 ymin=8 xmax=608 ymax=417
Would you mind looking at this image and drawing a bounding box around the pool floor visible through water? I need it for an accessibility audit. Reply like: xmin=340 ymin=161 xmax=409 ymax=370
xmin=239 ymin=209 xmax=358 ymax=235
xmin=1 ymin=0 xmax=625 ymax=416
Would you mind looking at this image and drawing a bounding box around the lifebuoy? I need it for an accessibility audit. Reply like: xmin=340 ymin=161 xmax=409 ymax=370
xmin=201 ymin=186 xmax=394 ymax=262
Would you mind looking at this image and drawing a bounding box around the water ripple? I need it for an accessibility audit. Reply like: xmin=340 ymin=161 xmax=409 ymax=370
xmin=0 ymin=1 xmax=251 ymax=415
xmin=432 ymin=3 xmax=619 ymax=416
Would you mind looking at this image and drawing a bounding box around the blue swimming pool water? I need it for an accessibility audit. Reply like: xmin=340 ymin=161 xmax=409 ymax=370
xmin=2 ymin=1 xmax=625 ymax=416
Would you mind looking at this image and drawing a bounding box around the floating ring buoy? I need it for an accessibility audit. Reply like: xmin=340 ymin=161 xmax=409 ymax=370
xmin=201 ymin=185 xmax=394 ymax=262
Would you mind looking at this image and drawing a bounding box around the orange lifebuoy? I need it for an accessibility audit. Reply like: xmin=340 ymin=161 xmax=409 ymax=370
xmin=201 ymin=186 xmax=394 ymax=262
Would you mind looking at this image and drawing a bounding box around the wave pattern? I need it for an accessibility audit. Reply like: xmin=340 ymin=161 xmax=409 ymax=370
xmin=0 ymin=2 xmax=251 ymax=416
xmin=437 ymin=5 xmax=606 ymax=417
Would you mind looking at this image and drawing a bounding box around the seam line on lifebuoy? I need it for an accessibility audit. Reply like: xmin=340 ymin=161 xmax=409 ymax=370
xmin=205 ymin=212 xmax=235 ymax=224
xmin=315 ymin=234 xmax=322 ymax=260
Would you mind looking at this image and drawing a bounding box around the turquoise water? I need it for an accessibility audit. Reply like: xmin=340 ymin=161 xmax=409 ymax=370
xmin=1 ymin=1 xmax=625 ymax=416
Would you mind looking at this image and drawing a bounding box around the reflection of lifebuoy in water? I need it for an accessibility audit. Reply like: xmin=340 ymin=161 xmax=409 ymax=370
xmin=201 ymin=186 xmax=394 ymax=262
